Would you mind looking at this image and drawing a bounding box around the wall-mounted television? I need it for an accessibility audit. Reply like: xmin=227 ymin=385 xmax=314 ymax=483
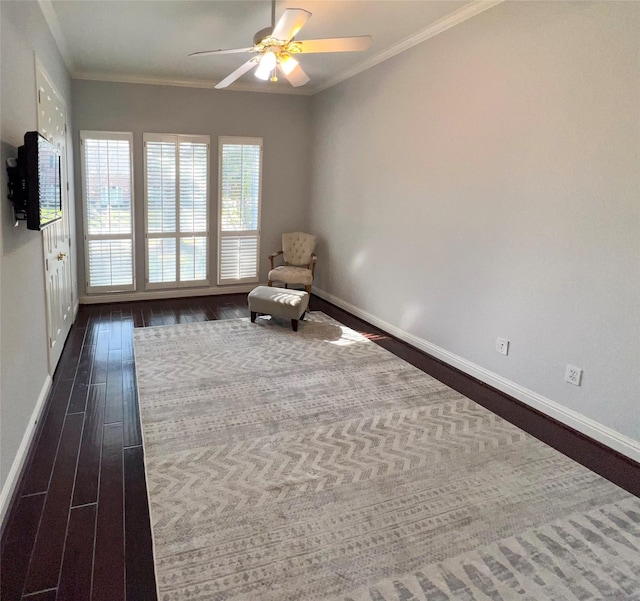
xmin=6 ymin=131 xmax=62 ymax=230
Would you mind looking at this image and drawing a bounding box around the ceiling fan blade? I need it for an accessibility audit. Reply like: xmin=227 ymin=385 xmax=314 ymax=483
xmin=189 ymin=47 xmax=254 ymax=58
xmin=215 ymin=59 xmax=257 ymax=89
xmin=293 ymin=36 xmax=372 ymax=54
xmin=272 ymin=8 xmax=311 ymax=42
xmin=279 ymin=63 xmax=310 ymax=88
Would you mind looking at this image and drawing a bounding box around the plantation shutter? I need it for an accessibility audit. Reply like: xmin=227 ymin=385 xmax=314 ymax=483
xmin=144 ymin=134 xmax=209 ymax=289
xmin=218 ymin=137 xmax=262 ymax=285
xmin=80 ymin=131 xmax=135 ymax=293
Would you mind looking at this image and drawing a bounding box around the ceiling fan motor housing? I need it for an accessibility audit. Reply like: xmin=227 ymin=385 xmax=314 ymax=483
xmin=196 ymin=6 xmax=371 ymax=90
xmin=253 ymin=27 xmax=274 ymax=47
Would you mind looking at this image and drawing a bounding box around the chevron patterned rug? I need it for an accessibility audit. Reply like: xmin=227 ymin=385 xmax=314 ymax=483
xmin=133 ymin=313 xmax=640 ymax=601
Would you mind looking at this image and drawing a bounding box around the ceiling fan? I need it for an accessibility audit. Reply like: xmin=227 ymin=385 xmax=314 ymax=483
xmin=189 ymin=0 xmax=372 ymax=89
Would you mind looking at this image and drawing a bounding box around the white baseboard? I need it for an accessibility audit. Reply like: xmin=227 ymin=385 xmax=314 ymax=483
xmin=0 ymin=375 xmax=53 ymax=527
xmin=314 ymin=288 xmax=640 ymax=464
xmin=79 ymin=284 xmax=255 ymax=305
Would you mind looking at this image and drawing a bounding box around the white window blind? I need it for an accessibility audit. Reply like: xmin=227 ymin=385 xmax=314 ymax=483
xmin=80 ymin=131 xmax=135 ymax=293
xmin=144 ymin=134 xmax=209 ymax=289
xmin=218 ymin=137 xmax=262 ymax=284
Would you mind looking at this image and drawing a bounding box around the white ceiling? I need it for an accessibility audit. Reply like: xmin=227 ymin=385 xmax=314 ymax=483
xmin=43 ymin=0 xmax=499 ymax=95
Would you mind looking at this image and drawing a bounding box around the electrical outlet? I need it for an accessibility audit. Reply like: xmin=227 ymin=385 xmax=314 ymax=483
xmin=496 ymin=337 xmax=509 ymax=355
xmin=564 ymin=364 xmax=582 ymax=386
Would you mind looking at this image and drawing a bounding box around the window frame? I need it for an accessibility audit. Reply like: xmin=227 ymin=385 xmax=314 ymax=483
xmin=80 ymin=130 xmax=136 ymax=294
xmin=143 ymin=133 xmax=211 ymax=290
xmin=217 ymin=136 xmax=263 ymax=286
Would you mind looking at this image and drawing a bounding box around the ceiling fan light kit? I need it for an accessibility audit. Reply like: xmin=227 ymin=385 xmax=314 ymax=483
xmin=279 ymin=54 xmax=298 ymax=76
xmin=189 ymin=1 xmax=372 ymax=90
xmin=255 ymin=50 xmax=277 ymax=80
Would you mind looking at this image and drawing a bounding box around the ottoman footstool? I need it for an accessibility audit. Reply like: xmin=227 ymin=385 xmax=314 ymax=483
xmin=248 ymin=286 xmax=310 ymax=331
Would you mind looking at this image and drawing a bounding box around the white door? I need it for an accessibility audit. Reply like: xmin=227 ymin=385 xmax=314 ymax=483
xmin=36 ymin=61 xmax=74 ymax=373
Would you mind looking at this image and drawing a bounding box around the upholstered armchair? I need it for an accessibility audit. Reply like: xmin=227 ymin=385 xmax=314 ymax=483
xmin=268 ymin=232 xmax=317 ymax=294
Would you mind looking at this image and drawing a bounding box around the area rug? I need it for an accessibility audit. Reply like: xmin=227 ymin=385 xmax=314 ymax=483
xmin=133 ymin=313 xmax=640 ymax=601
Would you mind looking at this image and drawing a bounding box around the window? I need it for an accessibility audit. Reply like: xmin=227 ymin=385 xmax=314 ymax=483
xmin=80 ymin=131 xmax=135 ymax=293
xmin=218 ymin=137 xmax=262 ymax=285
xmin=144 ymin=134 xmax=209 ymax=289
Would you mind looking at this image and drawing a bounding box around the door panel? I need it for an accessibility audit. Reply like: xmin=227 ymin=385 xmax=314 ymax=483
xmin=36 ymin=60 xmax=73 ymax=373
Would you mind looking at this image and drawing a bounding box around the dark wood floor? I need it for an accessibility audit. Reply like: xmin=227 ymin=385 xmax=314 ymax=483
xmin=2 ymin=293 xmax=638 ymax=601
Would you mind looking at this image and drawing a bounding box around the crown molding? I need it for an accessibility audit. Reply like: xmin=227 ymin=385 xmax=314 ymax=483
xmin=312 ymin=0 xmax=504 ymax=94
xmin=72 ymin=71 xmax=312 ymax=95
xmin=63 ymin=0 xmax=503 ymax=97
xmin=37 ymin=0 xmax=75 ymax=72
xmin=227 ymin=82 xmax=313 ymax=96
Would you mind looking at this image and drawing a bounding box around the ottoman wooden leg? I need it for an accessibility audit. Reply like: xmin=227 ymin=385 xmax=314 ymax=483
xmin=251 ymin=311 xmax=257 ymax=323
xmin=291 ymin=319 xmax=298 ymax=332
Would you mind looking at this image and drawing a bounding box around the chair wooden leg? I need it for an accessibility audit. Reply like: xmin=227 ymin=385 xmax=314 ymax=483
xmin=251 ymin=311 xmax=257 ymax=323
xmin=305 ymin=285 xmax=311 ymax=294
xmin=291 ymin=319 xmax=298 ymax=332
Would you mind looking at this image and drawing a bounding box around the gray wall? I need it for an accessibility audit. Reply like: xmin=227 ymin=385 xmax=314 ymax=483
xmin=71 ymin=80 xmax=312 ymax=296
xmin=0 ymin=1 xmax=75 ymax=490
xmin=309 ymin=2 xmax=640 ymax=444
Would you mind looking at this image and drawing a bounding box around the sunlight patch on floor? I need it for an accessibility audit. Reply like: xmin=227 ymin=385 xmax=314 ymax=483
xmin=325 ymin=326 xmax=369 ymax=346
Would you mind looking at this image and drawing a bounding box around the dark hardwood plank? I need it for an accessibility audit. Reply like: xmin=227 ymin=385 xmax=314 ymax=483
xmin=124 ymin=446 xmax=158 ymax=601
xmin=104 ymin=349 xmax=123 ymax=424
xmin=189 ymin=307 xmax=209 ymax=322
xmin=72 ymin=384 xmax=106 ymax=507
xmin=108 ymin=314 xmax=122 ymax=351
xmin=174 ymin=308 xmax=197 ymax=323
xmin=176 ymin=299 xmax=207 ymax=322
xmin=152 ymin=311 xmax=177 ymax=327
xmin=90 ymin=324 xmax=110 ymax=385
xmin=123 ymin=361 xmax=141 ymax=448
xmin=23 ymin=413 xmax=84 ymax=595
xmin=196 ymin=299 xmax=219 ymax=321
xmin=54 ymin=326 xmax=85 ymax=381
xmin=67 ymin=329 xmax=96 ymax=414
xmin=139 ymin=303 xmax=155 ymax=328
xmin=234 ymin=305 xmax=250 ymax=318
xmin=143 ymin=303 xmax=176 ymax=328
xmin=67 ymin=336 xmax=95 ymax=413
xmin=22 ymin=378 xmax=74 ymax=495
xmin=162 ymin=307 xmax=178 ymax=324
xmin=74 ymin=307 xmax=91 ymax=328
xmin=75 ymin=304 xmax=101 ymax=328
xmin=20 ymin=589 xmax=57 ymax=601
xmin=0 ymin=493 xmax=45 ymax=601
xmin=57 ymin=504 xmax=96 ymax=601
xmin=68 ymin=380 xmax=89 ymax=415
xmin=130 ymin=305 xmax=144 ymax=328
xmin=92 ymin=423 xmax=125 ymax=601
xmin=120 ymin=317 xmax=135 ymax=362
xmin=82 ymin=311 xmax=102 ymax=349
xmin=217 ymin=306 xmax=241 ymax=320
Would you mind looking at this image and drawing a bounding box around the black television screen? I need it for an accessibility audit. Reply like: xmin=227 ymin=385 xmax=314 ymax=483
xmin=23 ymin=131 xmax=62 ymax=230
